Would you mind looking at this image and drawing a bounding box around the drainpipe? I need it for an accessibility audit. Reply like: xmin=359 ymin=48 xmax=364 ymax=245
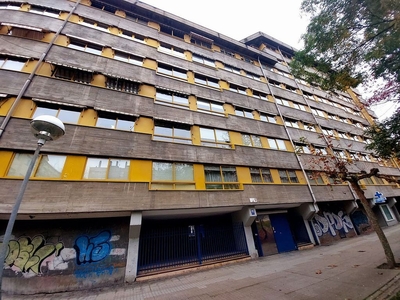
xmin=0 ymin=0 xmax=83 ymax=139
xmin=257 ymin=57 xmax=319 ymax=214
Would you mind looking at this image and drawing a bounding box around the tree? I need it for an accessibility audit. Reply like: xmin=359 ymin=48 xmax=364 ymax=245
xmin=290 ymin=0 xmax=400 ymax=105
xmin=365 ymin=112 xmax=400 ymax=159
xmin=304 ymin=137 xmax=398 ymax=269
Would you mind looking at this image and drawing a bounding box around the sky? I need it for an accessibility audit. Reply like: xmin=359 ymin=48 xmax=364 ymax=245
xmin=139 ymin=0 xmax=395 ymax=120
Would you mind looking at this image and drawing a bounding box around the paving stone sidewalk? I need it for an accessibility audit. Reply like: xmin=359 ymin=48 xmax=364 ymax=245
xmin=5 ymin=225 xmax=400 ymax=300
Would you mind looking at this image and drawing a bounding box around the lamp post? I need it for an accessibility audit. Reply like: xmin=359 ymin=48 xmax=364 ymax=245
xmin=0 ymin=115 xmax=65 ymax=298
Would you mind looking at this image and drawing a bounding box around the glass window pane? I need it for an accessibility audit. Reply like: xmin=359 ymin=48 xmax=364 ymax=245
xmin=156 ymin=92 xmax=172 ymax=102
xmin=116 ymin=119 xmax=134 ymax=131
xmin=96 ymin=117 xmax=116 ymax=129
xmin=57 ymin=109 xmax=80 ymax=124
xmin=204 ymin=166 xmax=222 ymax=182
xmin=208 ymin=79 xmax=219 ymax=88
xmin=33 ymin=107 xmax=58 ymax=119
xmin=288 ymin=171 xmax=299 ymax=183
xmin=242 ymin=134 xmax=252 ymax=146
xmin=200 ymin=128 xmax=215 ymax=141
xmin=175 ymin=164 xmax=194 ymax=181
xmin=215 ymin=130 xmax=230 ymax=143
xmin=252 ymin=136 xmax=262 ymax=147
xmin=268 ymin=139 xmax=278 ymax=149
xmin=279 ymin=170 xmax=289 ymax=183
xmin=158 ymin=66 xmax=173 ymax=75
xmin=276 ymin=140 xmax=286 ymax=150
xmin=261 ymin=169 xmax=273 ymax=182
xmin=195 ymin=76 xmax=207 ymax=85
xmin=174 ymin=128 xmax=191 ymax=139
xmin=152 ymin=162 xmax=173 ymax=180
xmin=381 ymin=205 xmax=393 ymax=220
xmin=2 ymin=60 xmax=25 ymax=71
xmin=250 ymin=168 xmax=262 ymax=183
xmin=154 ymin=126 xmax=173 ymax=136
xmin=35 ymin=155 xmax=66 ymax=178
xmin=211 ymin=103 xmax=224 ymax=113
xmin=173 ymin=95 xmax=188 ymax=105
xmin=222 ymin=167 xmax=238 ymax=182
xmin=174 ymin=69 xmax=187 ymax=79
xmin=108 ymin=159 xmax=130 ymax=179
xmin=197 ymin=100 xmax=210 ymax=110
xmin=7 ymin=153 xmax=34 ymax=176
xmin=244 ymin=111 xmax=253 ymax=118
xmin=84 ymin=158 xmax=108 ymax=179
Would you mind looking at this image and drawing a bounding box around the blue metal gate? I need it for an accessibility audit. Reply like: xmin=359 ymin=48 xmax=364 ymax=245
xmin=137 ymin=220 xmax=248 ymax=275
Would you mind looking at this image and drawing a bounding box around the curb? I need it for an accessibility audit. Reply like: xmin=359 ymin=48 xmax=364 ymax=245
xmin=365 ymin=273 xmax=400 ymax=300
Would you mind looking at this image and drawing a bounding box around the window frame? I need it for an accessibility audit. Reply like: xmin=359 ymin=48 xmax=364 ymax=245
xmin=150 ymin=161 xmax=195 ymax=190
xmin=204 ymin=165 xmax=240 ymax=190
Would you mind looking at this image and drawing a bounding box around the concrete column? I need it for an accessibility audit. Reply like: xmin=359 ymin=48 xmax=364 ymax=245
xmin=124 ymin=212 xmax=142 ymax=283
xmin=232 ymin=207 xmax=258 ymax=258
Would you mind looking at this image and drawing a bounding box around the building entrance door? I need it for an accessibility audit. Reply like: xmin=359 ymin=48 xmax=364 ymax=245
xmin=269 ymin=213 xmax=297 ymax=253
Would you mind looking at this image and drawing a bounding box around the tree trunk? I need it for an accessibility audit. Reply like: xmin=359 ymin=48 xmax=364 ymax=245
xmin=350 ymin=180 xmax=396 ymax=268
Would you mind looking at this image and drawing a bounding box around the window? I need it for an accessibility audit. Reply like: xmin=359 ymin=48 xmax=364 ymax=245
xmin=373 ymin=176 xmax=385 ymax=185
xmin=279 ymin=170 xmax=299 ymax=183
xmin=334 ymin=150 xmax=347 ymax=159
xmin=114 ymin=50 xmax=142 ymax=66
xmin=260 ymin=114 xmax=277 ymax=123
xmin=314 ymin=147 xmax=328 ymax=155
xmin=6 ymin=25 xmax=44 ymax=41
xmin=53 ymin=66 xmax=93 ymax=84
xmin=119 ymin=30 xmax=145 ymax=43
xmin=7 ymin=153 xmax=66 ymax=178
xmin=67 ymin=38 xmax=103 ymax=55
xmin=84 ymin=158 xmax=130 ymax=180
xmin=306 ymin=171 xmax=324 ymax=185
xmin=275 ymin=97 xmax=290 ymax=106
xmin=204 ymin=165 xmax=239 ymax=189
xmin=292 ymin=102 xmax=307 ymax=111
xmin=322 ymin=128 xmax=335 ymax=137
xmin=250 ymin=167 xmax=273 ymax=183
xmin=106 ymin=77 xmax=139 ymax=94
xmin=284 ymin=118 xmax=299 ymax=128
xmin=0 ymin=56 xmax=26 ymax=71
xmin=229 ymin=84 xmax=247 ymax=95
xmin=235 ymin=108 xmax=254 ymax=119
xmin=311 ymin=108 xmax=325 ymax=117
xmin=0 ymin=3 xmax=21 ymax=10
xmin=155 ymin=89 xmax=189 ymax=108
xmin=295 ymin=143 xmax=311 ymax=154
xmin=268 ymin=138 xmax=287 ymax=150
xmin=96 ymin=113 xmax=135 ymax=131
xmin=192 ymin=54 xmax=215 ymax=67
xmin=158 ymin=43 xmax=185 ymax=58
xmin=157 ymin=63 xmax=187 ymax=80
xmin=224 ymin=64 xmax=241 ymax=74
xmin=80 ymin=18 xmax=109 ymax=32
xmin=242 ymin=134 xmax=262 ymax=147
xmin=196 ymin=99 xmax=224 ymax=115
xmin=246 ymin=72 xmax=262 ymax=81
xmin=269 ymin=79 xmax=282 ymax=88
xmin=380 ymin=205 xmax=394 ymax=221
xmin=29 ymin=5 xmax=60 ymax=18
xmin=190 ymin=36 xmax=212 ymax=49
xmin=151 ymin=162 xmax=195 ymax=190
xmin=304 ymin=124 xmax=316 ymax=132
xmin=200 ymin=128 xmax=231 ymax=148
xmin=33 ymin=104 xmax=81 ymax=124
xmin=153 ymin=121 xmax=192 ymax=144
xmin=337 ymin=132 xmax=348 ymax=139
xmin=252 ymin=91 xmax=268 ymax=101
xmin=194 ymin=74 xmax=219 ymax=88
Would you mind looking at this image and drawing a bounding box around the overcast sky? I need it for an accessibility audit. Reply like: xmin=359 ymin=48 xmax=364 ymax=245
xmin=140 ymin=0 xmax=396 ymax=120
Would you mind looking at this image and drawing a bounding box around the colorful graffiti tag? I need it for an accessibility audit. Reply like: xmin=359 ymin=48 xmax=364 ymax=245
xmin=3 ymin=235 xmax=64 ymax=275
xmin=74 ymin=230 xmax=112 ymax=265
xmin=313 ymin=211 xmax=354 ymax=237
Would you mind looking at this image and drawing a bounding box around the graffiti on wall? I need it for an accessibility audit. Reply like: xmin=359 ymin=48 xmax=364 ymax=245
xmin=74 ymin=230 xmax=112 ymax=265
xmin=313 ymin=211 xmax=354 ymax=237
xmin=1 ymin=230 xmax=125 ymax=278
xmin=3 ymin=235 xmax=64 ymax=276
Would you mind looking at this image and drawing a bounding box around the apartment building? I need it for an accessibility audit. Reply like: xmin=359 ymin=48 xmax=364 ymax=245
xmin=0 ymin=0 xmax=399 ymax=294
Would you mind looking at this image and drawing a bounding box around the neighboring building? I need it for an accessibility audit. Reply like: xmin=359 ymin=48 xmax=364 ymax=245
xmin=0 ymin=0 xmax=399 ymax=294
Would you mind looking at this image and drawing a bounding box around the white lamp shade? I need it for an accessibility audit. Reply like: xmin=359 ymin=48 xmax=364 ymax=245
xmin=30 ymin=115 xmax=65 ymax=141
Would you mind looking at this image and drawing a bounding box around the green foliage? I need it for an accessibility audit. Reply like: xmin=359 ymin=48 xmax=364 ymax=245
xmin=365 ymin=111 xmax=400 ymax=159
xmin=290 ymin=0 xmax=400 ymax=95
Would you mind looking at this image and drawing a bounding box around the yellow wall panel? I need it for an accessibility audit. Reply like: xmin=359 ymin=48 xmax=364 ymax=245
xmin=187 ymin=71 xmax=195 ymax=84
xmin=147 ymin=22 xmax=160 ymax=31
xmin=12 ymin=99 xmax=35 ymax=118
xmin=36 ymin=62 xmax=52 ymax=76
xmin=115 ymin=10 xmax=126 ymax=18
xmin=134 ymin=117 xmax=153 ymax=134
xmin=109 ymin=27 xmax=119 ymax=35
xmin=0 ymin=98 xmax=15 ymax=116
xmin=296 ymin=170 xmax=307 ymax=184
xmin=102 ymin=47 xmax=114 ymax=58
xmin=62 ymin=156 xmax=86 ymax=180
xmin=224 ymin=103 xmax=235 ymax=115
xmin=285 ymin=141 xmax=294 ymax=152
xmin=215 ymin=61 xmax=224 ymax=69
xmin=0 ymin=151 xmax=13 ymax=177
xmin=92 ymin=74 xmax=106 ymax=87
xmin=237 ymin=166 xmax=251 ymax=184
xmin=188 ymin=95 xmax=197 ymax=110
xmin=130 ymin=160 xmax=152 ymax=182
xmin=143 ymin=58 xmax=157 ymax=70
xmin=260 ymin=137 xmax=269 ymax=149
xmin=219 ymin=80 xmax=228 ymax=90
xmin=20 ymin=3 xmax=29 ymax=11
xmin=145 ymin=38 xmax=159 ymax=48
xmin=270 ymin=169 xmax=281 ymax=183
xmin=54 ymin=35 xmax=69 ymax=46
xmin=139 ymin=84 xmax=155 ymax=98
xmin=192 ymin=126 xmax=201 ymax=145
xmin=0 ymin=25 xmax=9 ymax=35
xmin=211 ymin=44 xmax=220 ymax=52
xmin=193 ymin=164 xmax=205 ymax=189
xmin=229 ymin=132 xmax=243 ymax=146
xmin=80 ymin=109 xmax=97 ymax=126
xmin=183 ymin=34 xmax=191 ymax=43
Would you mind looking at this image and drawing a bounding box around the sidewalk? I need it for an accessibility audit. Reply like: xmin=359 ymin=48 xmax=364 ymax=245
xmin=5 ymin=225 xmax=400 ymax=300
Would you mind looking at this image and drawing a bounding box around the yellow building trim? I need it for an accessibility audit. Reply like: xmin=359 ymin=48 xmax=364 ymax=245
xmin=270 ymin=169 xmax=281 ymax=183
xmin=260 ymin=136 xmax=269 ymax=149
xmin=134 ymin=117 xmax=153 ymax=134
xmin=275 ymin=116 xmax=284 ymax=125
xmin=237 ymin=166 xmax=251 ymax=184
xmin=211 ymin=44 xmax=219 ymax=52
xmin=130 ymin=160 xmax=152 ymax=182
xmin=12 ymin=99 xmax=35 ymax=118
xmin=194 ymin=164 xmax=205 ymax=189
xmin=0 ymin=25 xmax=9 ymax=35
xmin=54 ymin=35 xmax=69 ymax=46
xmin=102 ymin=47 xmax=114 ymax=58
xmin=223 ymin=103 xmax=235 ymax=115
xmin=0 ymin=98 xmax=14 ymax=116
xmin=35 ymin=62 xmax=53 ymax=76
xmin=188 ymin=95 xmax=197 ymax=110
xmin=187 ymin=71 xmax=195 ymax=84
xmin=145 ymin=37 xmax=159 ymax=48
xmin=285 ymin=141 xmax=294 ymax=152
xmin=0 ymin=151 xmax=13 ymax=177
xmin=296 ymin=170 xmax=307 ymax=184
xmin=115 ymin=10 xmax=126 ymax=18
xmin=215 ymin=61 xmax=224 ymax=69
xmin=20 ymin=3 xmax=29 ymax=11
xmin=61 ymin=156 xmax=86 ymax=180
xmin=147 ymin=21 xmax=160 ymax=31
xmin=143 ymin=58 xmax=157 ymax=70
xmin=139 ymin=84 xmax=155 ymax=98
xmin=80 ymin=109 xmax=97 ymax=126
xmin=219 ymin=80 xmax=229 ymax=90
xmin=192 ymin=125 xmax=201 ymax=145
xmin=229 ymin=132 xmax=243 ymax=146
xmin=109 ymin=26 xmax=119 ymax=35
xmin=92 ymin=74 xmax=106 ymax=88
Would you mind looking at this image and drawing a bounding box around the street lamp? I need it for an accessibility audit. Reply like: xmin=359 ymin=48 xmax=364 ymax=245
xmin=0 ymin=115 xmax=65 ymax=298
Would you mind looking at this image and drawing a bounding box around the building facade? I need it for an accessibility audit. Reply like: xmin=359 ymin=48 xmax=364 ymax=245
xmin=0 ymin=0 xmax=399 ymax=294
